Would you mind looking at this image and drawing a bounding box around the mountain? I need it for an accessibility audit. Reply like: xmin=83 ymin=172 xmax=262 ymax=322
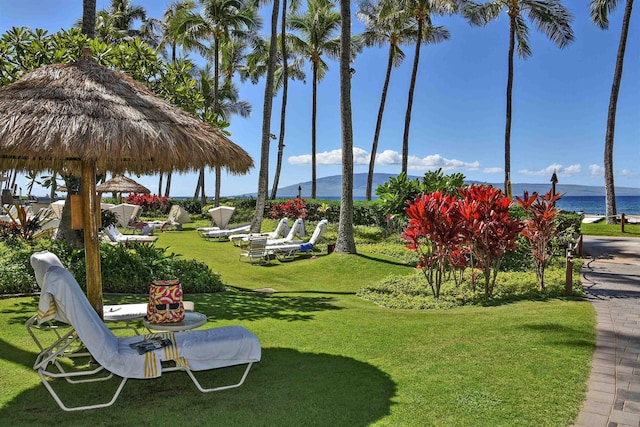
xmin=259 ymin=173 xmax=640 ymax=199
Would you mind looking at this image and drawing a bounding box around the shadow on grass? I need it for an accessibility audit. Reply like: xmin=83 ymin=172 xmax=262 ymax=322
xmin=1 ymin=347 xmax=396 ymax=426
xmin=355 ymin=253 xmax=413 ymax=267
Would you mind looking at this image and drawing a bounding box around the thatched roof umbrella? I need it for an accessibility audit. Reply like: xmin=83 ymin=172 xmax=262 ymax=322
xmin=0 ymin=48 xmax=253 ymax=314
xmin=97 ymin=175 xmax=150 ymax=202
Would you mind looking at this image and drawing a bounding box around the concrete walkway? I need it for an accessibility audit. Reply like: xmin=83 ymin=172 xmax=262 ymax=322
xmin=573 ymin=235 xmax=640 ymax=427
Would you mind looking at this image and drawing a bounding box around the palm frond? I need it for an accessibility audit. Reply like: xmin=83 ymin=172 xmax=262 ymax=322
xmin=514 ymin=15 xmax=532 ymax=58
xmin=525 ymin=0 xmax=574 ymax=49
xmin=463 ymin=0 xmax=505 ymax=26
xmin=590 ymin=0 xmax=623 ymax=29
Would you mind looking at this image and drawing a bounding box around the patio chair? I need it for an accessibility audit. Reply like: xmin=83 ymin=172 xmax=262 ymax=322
xmin=229 ymin=217 xmax=290 ymax=247
xmin=265 ymin=218 xmax=306 ymax=245
xmin=201 ymin=223 xmax=251 ymax=241
xmin=103 ymin=224 xmax=158 ymax=244
xmin=29 ymin=251 xmax=261 ymax=411
xmin=239 ymin=237 xmax=272 ymax=265
xmin=266 ymin=220 xmax=329 ymax=261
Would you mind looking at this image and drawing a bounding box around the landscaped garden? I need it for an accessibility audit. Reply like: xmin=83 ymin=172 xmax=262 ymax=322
xmin=0 ymin=180 xmax=599 ymax=425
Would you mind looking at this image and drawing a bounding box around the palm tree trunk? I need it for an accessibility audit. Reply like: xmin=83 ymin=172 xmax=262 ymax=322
xmin=252 ymin=0 xmax=280 ymax=233
xmin=164 ymin=172 xmax=172 ymax=197
xmin=270 ymin=0 xmax=290 ymax=200
xmin=336 ymin=0 xmax=356 ymax=254
xmin=366 ymin=43 xmax=394 ymax=201
xmin=504 ymin=16 xmax=516 ymax=200
xmin=604 ymin=0 xmax=634 ymax=224
xmin=158 ymin=173 xmax=163 ymax=194
xmin=214 ymin=166 xmax=221 ymax=207
xmin=311 ymin=62 xmax=318 ymax=200
xmin=402 ymin=18 xmax=423 ymax=175
xmin=82 ymin=0 xmax=97 ymax=38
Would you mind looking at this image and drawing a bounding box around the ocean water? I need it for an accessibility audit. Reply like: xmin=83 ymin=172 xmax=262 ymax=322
xmin=556 ymin=196 xmax=640 ymax=215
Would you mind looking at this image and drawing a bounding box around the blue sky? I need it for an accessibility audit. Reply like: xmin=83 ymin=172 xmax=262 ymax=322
xmin=1 ymin=0 xmax=638 ymax=197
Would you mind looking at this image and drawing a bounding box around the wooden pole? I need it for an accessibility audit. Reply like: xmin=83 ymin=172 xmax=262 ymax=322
xmin=621 ymin=213 xmax=625 ymax=233
xmin=565 ymin=247 xmax=573 ymax=296
xmin=81 ymin=160 xmax=103 ymax=318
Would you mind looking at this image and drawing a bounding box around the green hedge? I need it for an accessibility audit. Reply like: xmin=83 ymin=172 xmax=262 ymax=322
xmin=0 ymin=239 xmax=225 ymax=295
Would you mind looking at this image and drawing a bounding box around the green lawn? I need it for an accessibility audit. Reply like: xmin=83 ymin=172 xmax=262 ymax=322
xmin=582 ymin=221 xmax=640 ymax=237
xmin=0 ymin=223 xmax=595 ymax=426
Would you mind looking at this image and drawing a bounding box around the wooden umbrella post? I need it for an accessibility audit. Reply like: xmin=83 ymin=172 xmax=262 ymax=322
xmin=81 ymin=160 xmax=103 ymax=318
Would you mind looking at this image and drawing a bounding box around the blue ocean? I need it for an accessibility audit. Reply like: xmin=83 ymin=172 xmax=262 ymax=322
xmin=555 ymin=196 xmax=640 ymax=215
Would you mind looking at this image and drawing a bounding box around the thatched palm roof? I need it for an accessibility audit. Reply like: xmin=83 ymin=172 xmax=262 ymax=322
xmin=96 ymin=175 xmax=150 ymax=194
xmin=0 ymin=49 xmax=254 ymax=175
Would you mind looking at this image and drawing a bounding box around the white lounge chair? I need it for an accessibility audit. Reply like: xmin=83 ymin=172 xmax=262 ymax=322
xmin=108 ymin=203 xmax=141 ymax=228
xmin=229 ymin=217 xmax=290 ymax=247
xmin=29 ymin=251 xmax=261 ymax=411
xmin=103 ymin=224 xmax=158 ymax=244
xmin=265 ymin=218 xmax=306 ymax=246
xmin=266 ymin=220 xmax=329 ymax=261
xmin=201 ymin=223 xmax=251 ymax=241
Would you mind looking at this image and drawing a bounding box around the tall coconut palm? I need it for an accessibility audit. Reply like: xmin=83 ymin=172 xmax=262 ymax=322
xmin=156 ymin=0 xmax=206 ymax=196
xmin=192 ymin=0 xmax=258 ymax=205
xmin=357 ymin=0 xmax=417 ymax=200
xmin=464 ymin=0 xmax=574 ymax=199
xmin=251 ymin=0 xmax=281 ymax=233
xmin=83 ymin=0 xmax=97 ymax=38
xmin=591 ymin=0 xmax=634 ymax=224
xmin=241 ymin=33 xmax=306 ymax=199
xmin=400 ymin=0 xmax=456 ymax=176
xmin=335 ymin=0 xmax=356 ymax=253
xmin=288 ymin=0 xmax=341 ymax=199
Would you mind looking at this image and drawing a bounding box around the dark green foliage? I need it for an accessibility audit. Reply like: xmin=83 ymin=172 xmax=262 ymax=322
xmin=0 ymin=239 xmax=225 ymax=295
xmin=101 ymin=209 xmax=119 ymax=230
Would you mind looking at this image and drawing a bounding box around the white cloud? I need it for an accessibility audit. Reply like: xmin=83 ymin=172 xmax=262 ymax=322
xmin=519 ymin=163 xmax=581 ymax=177
xmin=589 ymin=164 xmax=604 ymax=177
xmin=289 ymin=148 xmax=486 ymax=172
xmin=620 ymin=169 xmax=639 ymax=177
xmin=483 ymin=167 xmax=503 ymax=174
xmin=288 ymin=147 xmax=370 ymax=165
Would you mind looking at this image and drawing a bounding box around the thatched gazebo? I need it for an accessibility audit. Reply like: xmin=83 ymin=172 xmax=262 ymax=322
xmin=96 ymin=175 xmax=150 ymax=195
xmin=0 ymin=48 xmax=253 ymax=314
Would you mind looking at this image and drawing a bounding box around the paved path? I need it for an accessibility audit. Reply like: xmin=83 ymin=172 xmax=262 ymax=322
xmin=574 ymin=236 xmax=640 ymax=427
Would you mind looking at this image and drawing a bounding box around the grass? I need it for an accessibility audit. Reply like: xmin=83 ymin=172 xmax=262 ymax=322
xmin=582 ymin=221 xmax=640 ymax=237
xmin=0 ymin=221 xmax=596 ymax=426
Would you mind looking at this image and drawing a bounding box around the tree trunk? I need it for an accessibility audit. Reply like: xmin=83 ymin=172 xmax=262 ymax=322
xmin=58 ymin=176 xmax=84 ymax=249
xmin=402 ymin=17 xmax=423 ymax=175
xmin=604 ymin=0 xmax=634 ymax=224
xmin=311 ymin=62 xmax=318 ymax=200
xmin=366 ymin=43 xmax=394 ymax=200
xmin=82 ymin=0 xmax=96 ymax=39
xmin=252 ymin=0 xmax=280 ymax=232
xmin=214 ymin=166 xmax=221 ymax=207
xmin=164 ymin=172 xmax=172 ymax=197
xmin=335 ymin=0 xmax=356 ymax=254
xmin=270 ymin=0 xmax=290 ymax=200
xmin=504 ymin=15 xmax=516 ymax=200
xmin=158 ymin=173 xmax=163 ymax=195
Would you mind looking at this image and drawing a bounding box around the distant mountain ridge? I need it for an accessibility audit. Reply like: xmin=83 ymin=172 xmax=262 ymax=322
xmin=251 ymin=173 xmax=640 ymax=198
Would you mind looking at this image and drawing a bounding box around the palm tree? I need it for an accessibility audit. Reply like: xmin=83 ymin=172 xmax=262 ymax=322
xmin=288 ymin=0 xmax=341 ymax=199
xmin=464 ymin=0 xmax=574 ymax=199
xmin=241 ymin=34 xmax=306 ymax=199
xmin=591 ymin=0 xmax=634 ymax=224
xmin=251 ymin=0 xmax=281 ymax=233
xmin=193 ymin=0 xmax=259 ymax=205
xmin=357 ymin=0 xmax=416 ymax=200
xmin=156 ymin=0 xmax=206 ymax=197
xmin=335 ymin=0 xmax=356 ymax=254
xmin=400 ymin=0 xmax=455 ymax=176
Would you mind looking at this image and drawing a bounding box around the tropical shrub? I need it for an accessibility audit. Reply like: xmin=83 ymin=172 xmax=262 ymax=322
xmin=171 ymin=198 xmax=203 ymax=215
xmin=516 ymin=191 xmax=562 ymax=290
xmin=268 ymin=198 xmax=308 ymax=220
xmin=126 ymin=194 xmax=171 ymax=216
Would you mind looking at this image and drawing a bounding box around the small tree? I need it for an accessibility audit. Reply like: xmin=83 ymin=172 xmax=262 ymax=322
xmin=402 ymin=192 xmax=463 ymax=298
xmin=457 ymin=185 xmax=523 ymax=298
xmin=515 ymin=190 xmax=562 ymax=290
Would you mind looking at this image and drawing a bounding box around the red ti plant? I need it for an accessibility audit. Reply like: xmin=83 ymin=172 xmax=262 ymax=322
xmin=402 ymin=192 xmax=463 ymax=298
xmin=515 ymin=190 xmax=562 ymax=290
xmin=457 ymin=185 xmax=523 ymax=298
xmin=268 ymin=198 xmax=307 ymax=220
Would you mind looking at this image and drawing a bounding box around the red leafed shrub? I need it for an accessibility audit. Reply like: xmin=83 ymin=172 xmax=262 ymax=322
xmin=268 ymin=198 xmax=307 ymax=220
xmin=402 ymin=192 xmax=464 ymax=298
xmin=515 ymin=190 xmax=562 ymax=290
xmin=125 ymin=194 xmax=171 ymax=215
xmin=457 ymin=185 xmax=523 ymax=298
